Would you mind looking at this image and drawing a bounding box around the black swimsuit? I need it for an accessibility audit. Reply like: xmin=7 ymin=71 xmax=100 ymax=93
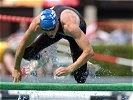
xmin=52 ymin=5 xmax=86 ymax=36
xmin=23 ymin=5 xmax=88 ymax=83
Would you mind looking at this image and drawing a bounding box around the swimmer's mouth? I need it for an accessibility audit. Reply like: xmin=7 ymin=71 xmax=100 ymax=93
xmin=48 ymin=35 xmax=55 ymax=38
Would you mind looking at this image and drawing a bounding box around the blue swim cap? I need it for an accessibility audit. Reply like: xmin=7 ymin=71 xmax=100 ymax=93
xmin=40 ymin=9 xmax=58 ymax=30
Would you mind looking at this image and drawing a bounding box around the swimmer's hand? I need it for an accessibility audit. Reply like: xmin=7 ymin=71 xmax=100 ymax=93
xmin=55 ymin=67 xmax=72 ymax=76
xmin=12 ymin=69 xmax=22 ymax=82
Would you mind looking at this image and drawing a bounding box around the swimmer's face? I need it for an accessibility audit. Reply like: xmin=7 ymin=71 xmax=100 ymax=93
xmin=46 ymin=27 xmax=57 ymax=38
xmin=43 ymin=23 xmax=59 ymax=38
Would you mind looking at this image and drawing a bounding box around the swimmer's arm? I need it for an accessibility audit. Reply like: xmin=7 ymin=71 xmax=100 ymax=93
xmin=61 ymin=11 xmax=94 ymax=72
xmin=14 ymin=21 xmax=39 ymax=71
xmin=66 ymin=24 xmax=94 ymax=72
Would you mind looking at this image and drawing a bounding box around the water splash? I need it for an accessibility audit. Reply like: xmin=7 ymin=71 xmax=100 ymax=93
xmin=17 ymin=91 xmax=29 ymax=100
xmin=18 ymin=95 xmax=29 ymax=100
xmin=100 ymin=67 xmax=113 ymax=76
xmin=87 ymin=62 xmax=101 ymax=78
